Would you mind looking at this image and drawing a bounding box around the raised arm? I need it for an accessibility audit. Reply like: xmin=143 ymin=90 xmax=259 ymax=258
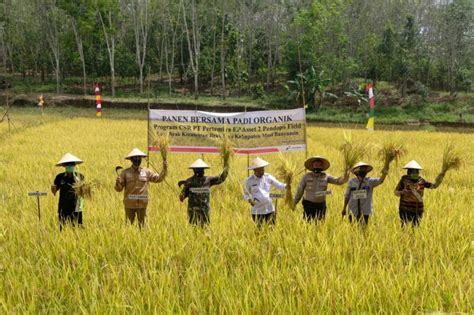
xmin=210 ymin=165 xmax=229 ymax=186
xmin=114 ymin=171 xmax=125 ymax=192
xmin=270 ymin=175 xmax=286 ymax=190
xmin=149 ymin=160 xmax=168 ymax=183
xmin=431 ymin=172 xmax=446 ymax=189
xmin=328 ymin=170 xmax=350 ymax=185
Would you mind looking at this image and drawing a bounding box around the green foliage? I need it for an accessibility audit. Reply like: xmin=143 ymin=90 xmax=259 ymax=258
xmin=0 ymin=0 xmax=472 ymax=97
xmin=286 ymin=66 xmax=330 ymax=109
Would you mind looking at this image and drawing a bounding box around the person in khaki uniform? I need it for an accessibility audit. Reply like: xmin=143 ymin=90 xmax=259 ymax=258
xmin=115 ymin=148 xmax=167 ymax=227
xmin=294 ymin=156 xmax=349 ymax=221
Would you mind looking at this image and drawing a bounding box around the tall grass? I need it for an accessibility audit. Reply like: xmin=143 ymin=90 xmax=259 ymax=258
xmin=0 ymin=113 xmax=472 ymax=313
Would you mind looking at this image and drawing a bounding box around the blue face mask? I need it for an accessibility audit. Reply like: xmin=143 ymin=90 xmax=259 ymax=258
xmin=65 ymin=165 xmax=75 ymax=173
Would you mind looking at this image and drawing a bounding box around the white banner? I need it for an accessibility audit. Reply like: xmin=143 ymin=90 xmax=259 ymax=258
xmin=148 ymin=108 xmax=306 ymax=154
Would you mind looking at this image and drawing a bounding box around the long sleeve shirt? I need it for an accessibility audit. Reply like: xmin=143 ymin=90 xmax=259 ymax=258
xmin=53 ymin=172 xmax=84 ymax=213
xmin=344 ymin=177 xmax=384 ymax=216
xmin=394 ymin=175 xmax=434 ymax=213
xmin=244 ymin=173 xmax=286 ymax=215
xmin=294 ymin=172 xmax=347 ymax=204
xmin=115 ymin=166 xmax=165 ymax=209
xmin=181 ymin=167 xmax=228 ymax=213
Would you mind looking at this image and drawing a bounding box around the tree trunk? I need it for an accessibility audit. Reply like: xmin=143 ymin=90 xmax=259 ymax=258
xmin=71 ymin=19 xmax=87 ymax=95
xmin=266 ymin=43 xmax=272 ymax=92
xmin=210 ymin=13 xmax=217 ymax=96
xmin=181 ymin=0 xmax=200 ymax=99
xmin=132 ymin=0 xmax=149 ymax=95
xmin=220 ymin=12 xmax=226 ymax=100
xmin=99 ymin=11 xmax=116 ymax=97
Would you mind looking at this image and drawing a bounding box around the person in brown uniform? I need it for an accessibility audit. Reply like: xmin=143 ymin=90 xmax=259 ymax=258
xmin=395 ymin=160 xmax=443 ymax=227
xmin=115 ymin=148 xmax=167 ymax=227
xmin=294 ymin=156 xmax=349 ymax=221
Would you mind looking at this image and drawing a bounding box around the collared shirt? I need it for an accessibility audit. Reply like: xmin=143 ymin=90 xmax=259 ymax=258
xmin=294 ymin=172 xmax=346 ymax=204
xmin=54 ymin=172 xmax=84 ymax=213
xmin=244 ymin=173 xmax=286 ymax=215
xmin=115 ymin=167 xmax=165 ymax=209
xmin=345 ymin=177 xmax=383 ymax=216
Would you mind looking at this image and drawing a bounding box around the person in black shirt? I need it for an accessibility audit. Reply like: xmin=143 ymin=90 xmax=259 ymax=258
xmin=51 ymin=153 xmax=85 ymax=230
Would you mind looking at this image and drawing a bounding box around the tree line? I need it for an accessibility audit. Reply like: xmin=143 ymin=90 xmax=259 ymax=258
xmin=0 ymin=0 xmax=472 ymax=99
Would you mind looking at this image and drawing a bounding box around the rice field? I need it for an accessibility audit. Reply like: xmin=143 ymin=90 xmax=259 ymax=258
xmin=1 ymin=108 xmax=473 ymax=313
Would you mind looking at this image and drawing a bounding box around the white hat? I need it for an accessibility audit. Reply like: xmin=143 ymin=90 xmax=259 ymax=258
xmin=189 ymin=159 xmax=210 ymax=169
xmin=403 ymin=160 xmax=423 ymax=170
xmin=304 ymin=156 xmax=330 ymax=171
xmin=56 ymin=153 xmax=83 ymax=166
xmin=125 ymin=148 xmax=147 ymax=160
xmin=352 ymin=161 xmax=373 ymax=174
xmin=248 ymin=157 xmax=269 ymax=170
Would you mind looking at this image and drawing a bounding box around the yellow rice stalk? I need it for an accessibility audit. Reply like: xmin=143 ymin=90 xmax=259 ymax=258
xmin=152 ymin=131 xmax=170 ymax=162
xmin=433 ymin=142 xmax=463 ymax=187
xmin=379 ymin=141 xmax=407 ymax=170
xmin=339 ymin=131 xmax=370 ymax=173
xmin=72 ymin=178 xmax=93 ymax=199
xmin=441 ymin=142 xmax=463 ymax=174
xmin=277 ymin=154 xmax=298 ymax=209
xmin=219 ymin=132 xmax=234 ymax=168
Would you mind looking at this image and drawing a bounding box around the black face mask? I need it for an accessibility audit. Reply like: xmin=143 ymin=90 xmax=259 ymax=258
xmin=358 ymin=171 xmax=367 ymax=178
xmin=131 ymin=158 xmax=142 ymax=167
xmin=194 ymin=169 xmax=205 ymax=177
xmin=313 ymin=168 xmax=323 ymax=173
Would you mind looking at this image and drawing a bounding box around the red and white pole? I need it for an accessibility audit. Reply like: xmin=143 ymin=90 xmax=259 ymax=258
xmin=95 ymin=83 xmax=102 ymax=117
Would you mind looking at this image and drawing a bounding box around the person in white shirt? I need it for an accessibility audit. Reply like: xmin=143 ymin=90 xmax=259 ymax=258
xmin=244 ymin=157 xmax=286 ymax=227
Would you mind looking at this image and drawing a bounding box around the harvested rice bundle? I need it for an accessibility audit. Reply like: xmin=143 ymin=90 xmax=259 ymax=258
xmin=379 ymin=141 xmax=407 ymax=171
xmin=277 ymin=154 xmax=298 ymax=209
xmin=435 ymin=142 xmax=463 ymax=186
xmin=152 ymin=131 xmax=170 ymax=163
xmin=339 ymin=131 xmax=370 ymax=173
xmin=72 ymin=177 xmax=93 ymax=199
xmin=441 ymin=142 xmax=463 ymax=173
xmin=219 ymin=132 xmax=234 ymax=168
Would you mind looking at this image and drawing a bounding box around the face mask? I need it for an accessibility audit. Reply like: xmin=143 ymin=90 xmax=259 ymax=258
xmin=313 ymin=168 xmax=323 ymax=173
xmin=194 ymin=169 xmax=205 ymax=177
xmin=65 ymin=165 xmax=75 ymax=173
xmin=132 ymin=158 xmax=142 ymax=167
xmin=410 ymin=174 xmax=420 ymax=180
xmin=358 ymin=171 xmax=367 ymax=178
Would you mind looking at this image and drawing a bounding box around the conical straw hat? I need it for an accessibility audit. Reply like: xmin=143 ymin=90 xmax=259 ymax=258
xmin=125 ymin=148 xmax=147 ymax=159
xmin=351 ymin=161 xmax=373 ymax=174
xmin=304 ymin=156 xmax=330 ymax=171
xmin=403 ymin=160 xmax=423 ymax=170
xmin=189 ymin=159 xmax=210 ymax=169
xmin=56 ymin=153 xmax=83 ymax=166
xmin=248 ymin=157 xmax=269 ymax=170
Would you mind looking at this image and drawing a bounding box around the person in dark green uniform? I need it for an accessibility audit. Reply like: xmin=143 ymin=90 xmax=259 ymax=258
xmin=178 ymin=159 xmax=228 ymax=226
